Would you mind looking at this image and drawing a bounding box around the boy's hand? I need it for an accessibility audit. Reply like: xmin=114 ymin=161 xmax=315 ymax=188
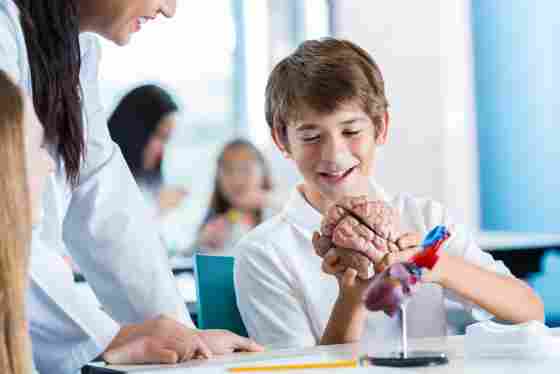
xmin=373 ymin=232 xmax=449 ymax=284
xmin=373 ymin=232 xmax=423 ymax=273
xmin=322 ymin=252 xmax=371 ymax=306
xmin=318 ymin=232 xmax=423 ymax=278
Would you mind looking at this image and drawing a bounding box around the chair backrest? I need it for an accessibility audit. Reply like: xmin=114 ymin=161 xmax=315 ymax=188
xmin=194 ymin=253 xmax=248 ymax=337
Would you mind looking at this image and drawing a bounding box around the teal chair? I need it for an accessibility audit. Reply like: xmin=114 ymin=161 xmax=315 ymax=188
xmin=194 ymin=254 xmax=248 ymax=337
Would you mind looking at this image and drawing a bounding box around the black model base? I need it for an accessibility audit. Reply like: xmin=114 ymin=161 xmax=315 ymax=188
xmin=367 ymin=351 xmax=448 ymax=367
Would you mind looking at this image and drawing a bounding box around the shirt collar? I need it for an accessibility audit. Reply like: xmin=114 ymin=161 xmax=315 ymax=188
xmin=281 ymin=179 xmax=393 ymax=234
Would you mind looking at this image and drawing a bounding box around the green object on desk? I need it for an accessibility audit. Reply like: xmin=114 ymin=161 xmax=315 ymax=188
xmin=194 ymin=254 xmax=249 ymax=337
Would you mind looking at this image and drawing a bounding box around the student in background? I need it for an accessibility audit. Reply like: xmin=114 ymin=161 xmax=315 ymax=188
xmin=0 ymin=71 xmax=54 ymax=373
xmin=198 ymin=139 xmax=275 ymax=252
xmin=234 ymin=38 xmax=544 ymax=349
xmin=108 ymin=84 xmax=187 ymax=218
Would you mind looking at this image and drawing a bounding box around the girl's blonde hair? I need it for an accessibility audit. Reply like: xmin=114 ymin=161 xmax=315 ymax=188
xmin=0 ymin=70 xmax=32 ymax=374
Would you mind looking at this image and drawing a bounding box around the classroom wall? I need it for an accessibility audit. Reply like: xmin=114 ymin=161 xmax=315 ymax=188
xmin=472 ymin=1 xmax=560 ymax=233
xmin=325 ymin=0 xmax=481 ymax=228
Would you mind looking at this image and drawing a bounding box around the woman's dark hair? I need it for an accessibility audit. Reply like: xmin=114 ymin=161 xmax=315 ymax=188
xmin=206 ymin=139 xmax=273 ymax=225
xmin=108 ymin=84 xmax=178 ymax=186
xmin=15 ymin=0 xmax=84 ymax=186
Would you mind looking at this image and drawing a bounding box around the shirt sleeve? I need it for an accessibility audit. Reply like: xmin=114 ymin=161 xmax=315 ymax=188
xmin=61 ymin=34 xmax=192 ymax=327
xmin=0 ymin=2 xmax=22 ymax=82
xmin=234 ymin=239 xmax=317 ymax=348
xmin=427 ymin=201 xmax=512 ymax=321
xmin=28 ymin=233 xmax=120 ymax=374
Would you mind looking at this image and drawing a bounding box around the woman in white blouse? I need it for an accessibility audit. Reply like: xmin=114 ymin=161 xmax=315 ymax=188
xmin=0 ymin=1 xmax=260 ymax=373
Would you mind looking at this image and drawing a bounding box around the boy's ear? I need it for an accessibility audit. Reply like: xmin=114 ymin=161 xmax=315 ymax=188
xmin=375 ymin=111 xmax=390 ymax=145
xmin=271 ymin=125 xmax=291 ymax=158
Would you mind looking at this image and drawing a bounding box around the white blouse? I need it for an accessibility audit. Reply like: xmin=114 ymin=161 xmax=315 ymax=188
xmin=0 ymin=1 xmax=191 ymax=373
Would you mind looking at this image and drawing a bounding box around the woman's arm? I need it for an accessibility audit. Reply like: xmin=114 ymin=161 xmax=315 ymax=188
xmin=63 ymin=35 xmax=191 ymax=327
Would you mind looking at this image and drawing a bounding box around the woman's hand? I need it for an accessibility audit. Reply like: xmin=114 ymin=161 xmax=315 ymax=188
xmin=158 ymin=186 xmax=188 ymax=215
xmin=102 ymin=315 xmax=212 ymax=364
xmin=197 ymin=330 xmax=264 ymax=355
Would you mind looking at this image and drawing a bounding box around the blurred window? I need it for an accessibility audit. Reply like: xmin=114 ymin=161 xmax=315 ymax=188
xmin=98 ymin=1 xmax=331 ymax=249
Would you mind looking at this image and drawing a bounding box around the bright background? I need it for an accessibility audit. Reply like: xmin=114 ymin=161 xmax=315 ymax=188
xmin=98 ymin=0 xmax=559 ymax=246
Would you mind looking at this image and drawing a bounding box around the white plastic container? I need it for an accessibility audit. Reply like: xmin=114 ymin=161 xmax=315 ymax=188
xmin=465 ymin=320 xmax=560 ymax=359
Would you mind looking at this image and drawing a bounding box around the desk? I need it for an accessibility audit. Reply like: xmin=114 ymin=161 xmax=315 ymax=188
xmin=476 ymin=231 xmax=560 ymax=252
xmin=86 ymin=329 xmax=560 ymax=373
xmin=74 ymin=272 xmax=198 ymax=316
xmin=475 ymin=231 xmax=560 ymax=279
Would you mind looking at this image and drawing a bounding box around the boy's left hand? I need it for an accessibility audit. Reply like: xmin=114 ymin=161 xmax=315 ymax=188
xmin=321 ymin=250 xmax=371 ymax=305
xmin=320 ymin=232 xmax=423 ymax=314
xmin=373 ymin=232 xmax=423 ymax=273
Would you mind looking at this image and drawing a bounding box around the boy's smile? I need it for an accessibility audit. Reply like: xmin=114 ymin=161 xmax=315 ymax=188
xmin=275 ymin=101 xmax=389 ymax=213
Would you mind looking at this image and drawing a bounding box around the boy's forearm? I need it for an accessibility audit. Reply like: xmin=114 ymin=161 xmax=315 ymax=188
xmin=320 ymin=297 xmax=367 ymax=345
xmin=433 ymin=253 xmax=544 ymax=323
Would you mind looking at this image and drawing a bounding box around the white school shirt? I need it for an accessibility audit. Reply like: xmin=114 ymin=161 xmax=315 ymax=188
xmin=234 ymin=181 xmax=511 ymax=349
xmin=0 ymin=1 xmax=192 ymax=373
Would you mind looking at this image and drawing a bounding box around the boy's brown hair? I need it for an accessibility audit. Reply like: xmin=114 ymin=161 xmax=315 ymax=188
xmin=265 ymin=38 xmax=389 ymax=146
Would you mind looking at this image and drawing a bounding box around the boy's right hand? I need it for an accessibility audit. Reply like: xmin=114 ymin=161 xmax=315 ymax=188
xmin=322 ymin=236 xmax=423 ymax=315
xmin=322 ymin=253 xmax=371 ymax=306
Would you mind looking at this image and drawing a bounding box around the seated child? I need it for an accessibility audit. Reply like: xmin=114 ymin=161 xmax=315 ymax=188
xmin=198 ymin=139 xmax=276 ymax=252
xmin=234 ymin=38 xmax=543 ymax=349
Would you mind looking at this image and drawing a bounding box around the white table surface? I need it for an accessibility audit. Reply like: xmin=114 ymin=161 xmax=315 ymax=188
xmin=475 ymin=231 xmax=560 ymax=252
xmin=87 ymin=329 xmax=560 ymax=373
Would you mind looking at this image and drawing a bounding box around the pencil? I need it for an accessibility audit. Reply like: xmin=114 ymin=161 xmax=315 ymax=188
xmin=228 ymin=359 xmax=358 ymax=372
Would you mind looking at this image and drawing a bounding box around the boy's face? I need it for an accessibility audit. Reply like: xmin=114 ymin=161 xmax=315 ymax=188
xmin=273 ymin=102 xmax=389 ymax=211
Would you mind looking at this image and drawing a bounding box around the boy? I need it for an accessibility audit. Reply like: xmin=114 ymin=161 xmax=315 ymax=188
xmin=234 ymin=38 xmax=543 ymax=349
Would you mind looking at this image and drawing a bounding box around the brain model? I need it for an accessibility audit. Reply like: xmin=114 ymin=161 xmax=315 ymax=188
xmin=313 ymin=196 xmax=401 ymax=279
